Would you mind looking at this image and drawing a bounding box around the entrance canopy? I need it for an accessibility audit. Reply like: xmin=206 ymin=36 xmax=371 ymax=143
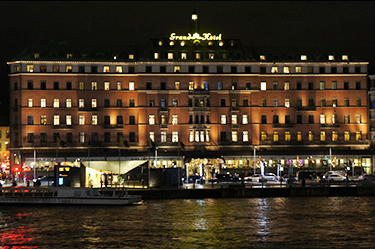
xmin=83 ymin=160 xmax=147 ymax=174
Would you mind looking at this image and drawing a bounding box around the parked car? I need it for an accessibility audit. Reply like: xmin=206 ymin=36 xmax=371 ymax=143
xmin=264 ymin=173 xmax=279 ymax=182
xmin=358 ymin=174 xmax=375 ymax=181
xmin=244 ymin=174 xmax=267 ymax=182
xmin=187 ymin=175 xmax=204 ymax=183
xmin=211 ymin=173 xmax=239 ymax=182
xmin=324 ymin=174 xmax=346 ymax=181
xmin=296 ymin=171 xmax=317 ymax=181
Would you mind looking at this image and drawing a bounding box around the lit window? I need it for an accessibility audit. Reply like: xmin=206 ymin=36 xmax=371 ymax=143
xmin=66 ymin=65 xmax=72 ymax=72
xmin=329 ymin=55 xmax=335 ymax=61
xmin=53 ymin=99 xmax=59 ymax=108
xmin=261 ymin=82 xmax=267 ymax=90
xmin=232 ymin=115 xmax=237 ymax=125
xmin=332 ymin=98 xmax=338 ymax=107
xmin=41 ymin=99 xmax=46 ymax=108
xmin=66 ymin=54 xmax=72 ymax=59
xmin=195 ymin=53 xmax=201 ymax=59
xmin=172 ymin=115 xmax=178 ymax=125
xmin=332 ymin=131 xmax=338 ymax=141
xmin=273 ymin=98 xmax=279 ymax=107
xmin=320 ymin=81 xmax=325 ymax=90
xmin=27 ymin=65 xmax=34 ymax=72
xmin=260 ymin=55 xmax=266 ymax=60
xmin=273 ymin=131 xmax=279 ymax=142
xmin=209 ymin=53 xmax=215 ymax=59
xmin=320 ymin=131 xmax=326 ymax=141
xmin=53 ymin=65 xmax=59 ymax=72
xmin=128 ymin=81 xmax=135 ymax=91
xmin=206 ymin=130 xmax=210 ymax=142
xmin=160 ymin=132 xmax=166 ymax=143
xmin=332 ymin=114 xmax=338 ymax=124
xmin=283 ymin=67 xmax=290 ymax=73
xmin=189 ymin=82 xmax=194 ymax=90
xmin=172 ymin=98 xmax=178 ymax=107
xmin=344 ymin=131 xmax=350 ymax=141
xmin=172 ymin=132 xmax=179 ymax=142
xmin=129 ymin=54 xmax=134 ymax=60
xmin=221 ymin=115 xmax=226 ymax=124
xmin=200 ymin=131 xmax=205 ymax=142
xmin=356 ymin=131 xmax=362 ymax=141
xmin=79 ymin=115 xmax=85 ymax=125
xmin=285 ymin=98 xmax=290 ymax=107
xmin=79 ymin=132 xmax=85 ymax=143
xmin=309 ymin=131 xmax=314 ymax=141
xmin=66 ymin=115 xmax=72 ymax=126
xmin=295 ymin=67 xmax=302 ymax=73
xmin=332 ymin=81 xmax=337 ymax=90
xmin=271 ymin=67 xmax=278 ymax=73
xmin=116 ymin=66 xmax=123 ymax=73
xmin=66 ymin=99 xmax=72 ymax=108
xmin=54 ymin=115 xmax=60 ymax=126
xmin=301 ymin=55 xmax=307 ymax=60
xmin=297 ymin=131 xmax=302 ymax=141
xmin=175 ymin=82 xmax=180 ymax=90
xmin=34 ymin=53 xmax=39 ymax=58
xmin=342 ymin=55 xmax=348 ymax=60
xmin=79 ymin=99 xmax=84 ymax=108
xmin=189 ymin=130 xmax=194 ymax=142
xmin=232 ymin=131 xmax=238 ymax=142
xmin=91 ymin=99 xmax=97 ymax=108
xmin=320 ymin=114 xmax=326 ymax=124
xmin=242 ymin=115 xmax=248 ymax=124
xmin=40 ymin=115 xmax=47 ymax=125
xmin=243 ymin=131 xmax=249 ymax=142
xmin=195 ymin=131 xmax=199 ymax=142
xmin=14 ymin=65 xmax=19 ymax=73
xmin=168 ymin=53 xmax=173 ymax=59
xmin=92 ymin=115 xmax=98 ymax=125
xmin=103 ymin=66 xmax=110 ymax=73
xmin=117 ymin=82 xmax=122 ymax=90
xmin=181 ymin=53 xmax=187 ymax=59
xmin=149 ymin=115 xmax=155 ymax=125
xmin=344 ymin=114 xmax=350 ymax=124
xmin=79 ymin=81 xmax=85 ymax=90
xmin=103 ymin=82 xmax=110 ymax=90
xmin=91 ymin=82 xmax=97 ymax=90
xmin=356 ymin=114 xmax=362 ymax=123
xmin=174 ymin=66 xmax=180 ymax=72
xmin=284 ymin=82 xmax=290 ymax=90
xmin=261 ymin=131 xmax=267 ymax=141
xmin=154 ymin=53 xmax=159 ymax=59
xmin=285 ymin=131 xmax=291 ymax=141
xmin=28 ymin=98 xmax=33 ymax=107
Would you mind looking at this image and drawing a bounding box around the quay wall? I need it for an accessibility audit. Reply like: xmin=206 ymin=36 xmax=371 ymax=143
xmin=128 ymin=186 xmax=375 ymax=200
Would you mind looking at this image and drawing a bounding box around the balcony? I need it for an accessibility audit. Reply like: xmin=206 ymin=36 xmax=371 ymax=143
xmin=188 ymin=89 xmax=210 ymax=95
xmin=272 ymin=123 xmax=293 ymax=128
xmin=160 ymin=124 xmax=168 ymax=129
xmin=231 ymin=106 xmax=240 ymax=112
xmin=296 ymin=106 xmax=316 ymax=111
xmin=52 ymin=124 xmax=73 ymax=129
xmin=78 ymin=107 xmax=99 ymax=112
xmin=160 ymin=106 xmax=169 ymax=112
xmin=231 ymin=124 xmax=240 ymax=129
xmin=320 ymin=123 xmax=340 ymax=128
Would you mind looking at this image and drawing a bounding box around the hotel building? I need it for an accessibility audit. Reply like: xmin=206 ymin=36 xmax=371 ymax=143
xmin=7 ymin=14 xmax=373 ymax=179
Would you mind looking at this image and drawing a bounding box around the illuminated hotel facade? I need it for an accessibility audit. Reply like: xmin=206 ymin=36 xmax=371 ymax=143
xmin=7 ymin=14 xmax=373 ymax=176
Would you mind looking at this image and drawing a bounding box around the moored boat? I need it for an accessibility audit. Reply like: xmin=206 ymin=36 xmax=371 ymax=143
xmin=0 ymin=187 xmax=142 ymax=205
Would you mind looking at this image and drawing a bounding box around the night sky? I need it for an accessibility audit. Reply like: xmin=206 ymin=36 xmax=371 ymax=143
xmin=1 ymin=1 xmax=375 ymax=125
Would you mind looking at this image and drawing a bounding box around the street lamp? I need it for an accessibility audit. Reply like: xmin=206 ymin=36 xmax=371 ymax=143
xmin=253 ymin=146 xmax=257 ymax=175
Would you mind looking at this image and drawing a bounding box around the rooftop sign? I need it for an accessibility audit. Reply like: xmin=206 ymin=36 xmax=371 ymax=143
xmin=169 ymin=32 xmax=222 ymax=41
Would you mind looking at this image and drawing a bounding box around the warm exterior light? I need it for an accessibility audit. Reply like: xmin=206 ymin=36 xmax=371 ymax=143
xmin=192 ymin=14 xmax=198 ymax=20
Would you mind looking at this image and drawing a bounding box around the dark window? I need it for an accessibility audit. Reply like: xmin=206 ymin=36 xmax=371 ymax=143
xmin=117 ymin=132 xmax=123 ymax=143
xmin=40 ymin=66 xmax=47 ymax=72
xmin=220 ymin=131 xmax=226 ymax=142
xmin=231 ymin=66 xmax=237 ymax=73
xmin=129 ymin=116 xmax=135 ymax=124
xmin=40 ymin=133 xmax=47 ymax=144
xmin=27 ymin=133 xmax=34 ymax=143
xmin=297 ymin=115 xmax=302 ymax=124
xmin=129 ymin=132 xmax=136 ymax=142
xmin=78 ymin=66 xmax=85 ymax=73
xmin=66 ymin=82 xmax=72 ymax=90
xmin=331 ymin=67 xmax=337 ymax=73
xmin=231 ymin=82 xmax=237 ymax=90
xmin=273 ymin=115 xmax=279 ymax=124
xmin=67 ymin=133 xmax=73 ymax=143
xmin=285 ymin=115 xmax=291 ymax=124
xmin=206 ymin=115 xmax=210 ymax=124
xmin=195 ymin=115 xmax=199 ymax=124
xmin=91 ymin=66 xmax=97 ymax=73
xmin=117 ymin=115 xmax=123 ymax=124
xmin=260 ymin=67 xmax=266 ymax=74
xmin=53 ymin=133 xmax=60 ymax=143
xmin=200 ymin=115 xmax=204 ymax=124
xmin=91 ymin=132 xmax=98 ymax=142
xmin=246 ymin=82 xmax=251 ymax=90
xmin=308 ymin=98 xmax=315 ymax=106
xmin=104 ymin=99 xmax=110 ymax=107
xmin=243 ymin=99 xmax=249 ymax=107
xmin=146 ymin=66 xmax=152 ymax=73
xmin=104 ymin=132 xmax=110 ymax=142
xmin=160 ymin=66 xmax=166 ymax=73
xmin=161 ymin=82 xmax=166 ymax=90
xmin=160 ymin=98 xmax=167 ymax=107
xmin=149 ymin=99 xmax=155 ymax=107
xmin=343 ymin=67 xmax=349 ymax=73
xmin=356 ymin=82 xmax=361 ymax=90
xmin=297 ymin=82 xmax=302 ymax=90
xmin=53 ymin=81 xmax=59 ymax=90
xmin=220 ymin=99 xmax=226 ymax=107
xmin=146 ymin=82 xmax=152 ymax=90
xmin=319 ymin=67 xmax=325 ymax=73
xmin=217 ymin=66 xmax=223 ymax=73
xmin=261 ymin=115 xmax=267 ymax=124
xmin=27 ymin=116 xmax=33 ymax=125
xmin=308 ymin=115 xmax=314 ymax=124
xmin=355 ymin=67 xmax=361 ymax=73
xmin=297 ymin=99 xmax=302 ymax=107
xmin=27 ymin=81 xmax=33 ymax=90
xmin=344 ymin=82 xmax=349 ymax=90
xmin=116 ymin=99 xmax=122 ymax=107
xmin=40 ymin=81 xmax=46 ymax=90
xmin=14 ymin=82 xmax=18 ymax=90
xmin=129 ymin=99 xmax=135 ymax=107
xmin=307 ymin=66 xmax=313 ymax=73
xmin=104 ymin=115 xmax=110 ymax=125
xmin=128 ymin=66 xmax=135 ymax=73
xmin=189 ymin=115 xmax=193 ymax=124
xmin=189 ymin=66 xmax=195 ymax=73
xmin=245 ymin=67 xmax=252 ymax=73
xmin=188 ymin=99 xmax=192 ymax=107
xmin=203 ymin=66 xmax=209 ymax=73
xmin=308 ymin=82 xmax=314 ymax=90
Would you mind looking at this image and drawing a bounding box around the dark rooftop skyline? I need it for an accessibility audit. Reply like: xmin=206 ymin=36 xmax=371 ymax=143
xmin=1 ymin=1 xmax=375 ymax=125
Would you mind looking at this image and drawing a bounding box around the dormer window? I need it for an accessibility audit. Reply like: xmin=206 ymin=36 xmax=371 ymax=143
xmin=329 ymin=55 xmax=335 ymax=61
xmin=301 ymin=55 xmax=307 ymax=60
xmin=342 ymin=55 xmax=348 ymax=60
xmin=129 ymin=54 xmax=134 ymax=60
xmin=168 ymin=53 xmax=174 ymax=60
xmin=158 ymin=40 xmax=163 ymax=46
xmin=34 ymin=53 xmax=39 ymax=59
xmin=208 ymin=53 xmax=215 ymax=59
xmin=66 ymin=54 xmax=73 ymax=59
xmin=260 ymin=55 xmax=266 ymax=60
xmin=154 ymin=52 xmax=159 ymax=60
xmin=195 ymin=52 xmax=201 ymax=59
xmin=174 ymin=66 xmax=180 ymax=73
xmin=181 ymin=53 xmax=187 ymax=59
xmin=27 ymin=65 xmax=34 ymax=72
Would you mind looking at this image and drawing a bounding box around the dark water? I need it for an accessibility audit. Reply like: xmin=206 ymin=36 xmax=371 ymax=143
xmin=1 ymin=197 xmax=375 ymax=248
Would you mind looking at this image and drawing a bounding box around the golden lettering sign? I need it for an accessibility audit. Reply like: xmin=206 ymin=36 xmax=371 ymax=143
xmin=169 ymin=32 xmax=222 ymax=41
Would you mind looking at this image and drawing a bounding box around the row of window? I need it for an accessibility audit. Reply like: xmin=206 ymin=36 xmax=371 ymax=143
xmin=19 ymin=63 xmax=363 ymax=74
xmin=20 ymin=79 xmax=363 ymax=91
xmin=260 ymin=114 xmax=362 ymax=124
xmin=260 ymin=130 xmax=363 ymax=142
xmin=260 ymin=97 xmax=362 ymax=108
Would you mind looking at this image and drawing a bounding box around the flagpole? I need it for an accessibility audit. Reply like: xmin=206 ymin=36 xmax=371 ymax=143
xmin=178 ymin=146 xmax=180 ymax=187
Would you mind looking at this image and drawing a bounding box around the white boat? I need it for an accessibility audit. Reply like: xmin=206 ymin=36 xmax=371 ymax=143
xmin=0 ymin=187 xmax=142 ymax=205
